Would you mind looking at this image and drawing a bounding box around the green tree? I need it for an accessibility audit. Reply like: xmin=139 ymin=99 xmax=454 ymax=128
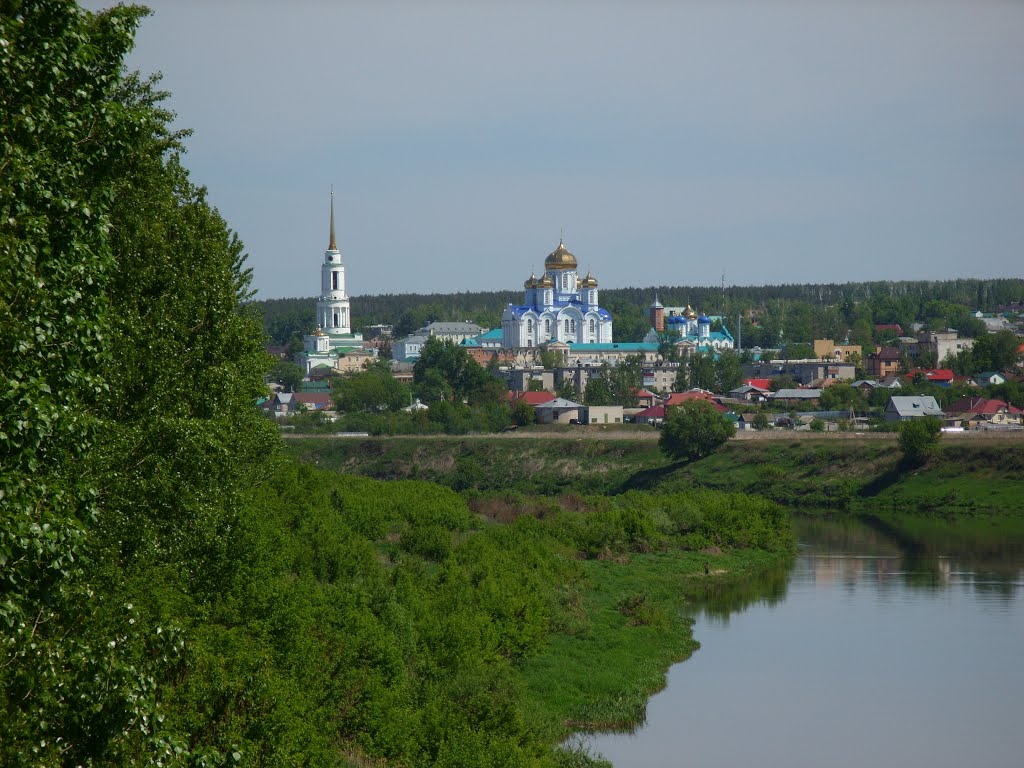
xmin=556 ymin=377 xmax=581 ymax=401
xmin=714 ymin=350 xmax=744 ymax=393
xmin=538 ymin=346 xmax=559 ymax=369
xmin=335 ymin=368 xmax=411 ymax=412
xmin=688 ymin=352 xmax=717 ymax=390
xmin=2 ymin=3 xmax=275 ymax=763
xmin=270 ymin=358 xmax=306 ymax=392
xmin=898 ymin=416 xmax=943 ymax=466
xmin=584 ymin=375 xmax=615 ymax=406
xmin=752 ymin=412 xmax=770 ymax=431
xmin=414 ymin=336 xmax=504 ymax=405
xmin=672 ymin=364 xmax=689 ymax=392
xmin=659 ymin=401 xmax=735 ymax=462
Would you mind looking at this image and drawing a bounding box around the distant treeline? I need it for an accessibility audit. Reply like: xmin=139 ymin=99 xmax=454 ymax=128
xmin=255 ymin=278 xmax=1024 ymax=347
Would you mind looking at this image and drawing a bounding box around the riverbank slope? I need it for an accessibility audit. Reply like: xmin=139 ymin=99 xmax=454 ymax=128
xmin=283 ymin=433 xmax=1024 ymax=516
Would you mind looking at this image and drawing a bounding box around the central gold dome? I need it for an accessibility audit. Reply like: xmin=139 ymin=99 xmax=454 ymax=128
xmin=544 ymin=239 xmax=577 ymax=271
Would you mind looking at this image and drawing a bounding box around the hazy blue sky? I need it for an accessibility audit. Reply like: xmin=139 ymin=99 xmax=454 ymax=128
xmin=82 ymin=1 xmax=1023 ymax=300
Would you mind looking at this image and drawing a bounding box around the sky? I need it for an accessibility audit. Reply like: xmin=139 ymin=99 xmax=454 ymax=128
xmin=80 ymin=0 xmax=1024 ymax=301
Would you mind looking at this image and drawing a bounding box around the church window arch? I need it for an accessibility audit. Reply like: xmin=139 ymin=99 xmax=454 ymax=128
xmin=332 ymin=271 xmax=339 ymax=290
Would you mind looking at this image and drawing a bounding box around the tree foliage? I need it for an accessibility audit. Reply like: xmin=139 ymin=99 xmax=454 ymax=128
xmin=898 ymin=416 xmax=943 ymax=466
xmin=659 ymin=401 xmax=735 ymax=463
xmin=2 ymin=3 xmax=275 ymax=763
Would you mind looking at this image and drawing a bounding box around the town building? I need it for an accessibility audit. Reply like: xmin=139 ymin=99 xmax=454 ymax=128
xmin=502 ymin=240 xmax=613 ymax=348
xmin=812 ymin=339 xmax=862 ymax=363
xmin=392 ymin=321 xmax=486 ymax=362
xmin=742 ymin=360 xmax=855 ymax=386
xmin=902 ymin=329 xmax=974 ymax=364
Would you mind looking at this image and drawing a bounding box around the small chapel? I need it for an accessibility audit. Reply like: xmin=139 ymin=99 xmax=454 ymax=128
xmin=501 ymin=240 xmax=613 ymax=348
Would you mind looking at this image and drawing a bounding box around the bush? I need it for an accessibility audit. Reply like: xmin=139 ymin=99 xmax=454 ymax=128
xmin=659 ymin=401 xmax=735 ymax=462
xmin=898 ymin=416 xmax=942 ymax=466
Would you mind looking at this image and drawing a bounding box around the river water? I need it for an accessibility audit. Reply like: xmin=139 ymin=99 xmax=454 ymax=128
xmin=580 ymin=516 xmax=1024 ymax=768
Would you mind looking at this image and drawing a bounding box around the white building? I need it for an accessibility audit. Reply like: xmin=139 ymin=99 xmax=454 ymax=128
xmin=300 ymin=191 xmax=365 ymax=372
xmin=501 ymin=240 xmax=613 ymax=348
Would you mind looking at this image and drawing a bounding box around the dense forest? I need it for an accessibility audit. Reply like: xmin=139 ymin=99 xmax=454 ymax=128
xmin=257 ymin=277 xmax=1024 ymax=348
xmin=1 ymin=4 xmax=795 ymax=767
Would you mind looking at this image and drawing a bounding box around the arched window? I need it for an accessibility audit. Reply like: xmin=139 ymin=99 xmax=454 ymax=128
xmin=332 ymin=272 xmax=339 ymax=290
xmin=544 ymin=319 xmax=550 ymax=336
xmin=570 ymin=319 xmax=576 ymax=334
xmin=333 ymin=311 xmax=340 ymax=328
xmin=589 ymin=319 xmax=596 ymax=335
xmin=527 ymin=319 xmax=533 ymax=333
xmin=564 ymin=319 xmax=570 ymax=335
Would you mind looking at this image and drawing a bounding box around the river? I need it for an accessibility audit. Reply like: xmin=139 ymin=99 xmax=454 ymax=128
xmin=579 ymin=515 xmax=1024 ymax=768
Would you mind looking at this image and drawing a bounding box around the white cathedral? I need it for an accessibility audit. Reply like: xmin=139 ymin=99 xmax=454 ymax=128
xmin=300 ymin=192 xmax=364 ymax=373
xmin=501 ymin=240 xmax=613 ymax=348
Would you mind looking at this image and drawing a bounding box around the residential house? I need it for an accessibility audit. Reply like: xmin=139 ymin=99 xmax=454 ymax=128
xmin=770 ymin=388 xmax=822 ymax=407
xmin=729 ymin=384 xmax=771 ymax=403
xmin=884 ymin=395 xmax=944 ymax=422
xmin=850 ymin=379 xmax=882 ymax=396
xmin=905 ymin=368 xmax=955 ymax=387
xmin=292 ymin=392 xmax=333 ymax=412
xmin=664 ymin=389 xmax=728 ymax=413
xmin=633 ymin=404 xmax=665 ymax=426
xmin=973 ymin=371 xmax=1007 ymax=387
xmin=865 ymin=347 xmax=902 ymax=378
xmin=944 ymin=397 xmax=1022 ymax=429
xmin=633 ymin=389 xmax=659 ymax=408
xmin=812 ymin=339 xmax=862 ymax=363
xmin=507 ymin=390 xmax=556 ymax=407
xmin=533 ymin=397 xmax=583 ymax=424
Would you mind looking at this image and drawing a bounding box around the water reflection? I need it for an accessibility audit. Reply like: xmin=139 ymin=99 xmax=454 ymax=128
xmin=684 ymin=556 xmax=792 ymax=625
xmin=581 ymin=514 xmax=1024 ymax=767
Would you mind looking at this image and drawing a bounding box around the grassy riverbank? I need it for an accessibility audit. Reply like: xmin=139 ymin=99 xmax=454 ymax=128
xmin=521 ymin=548 xmax=786 ymax=737
xmin=283 ymin=434 xmax=1024 ymax=516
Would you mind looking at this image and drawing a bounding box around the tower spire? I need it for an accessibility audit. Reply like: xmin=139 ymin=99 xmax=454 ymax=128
xmin=328 ymin=186 xmax=337 ymax=250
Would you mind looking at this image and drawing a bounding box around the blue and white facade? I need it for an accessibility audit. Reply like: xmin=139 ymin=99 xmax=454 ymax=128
xmin=650 ymin=301 xmax=735 ymax=351
xmin=501 ymin=240 xmax=613 ymax=348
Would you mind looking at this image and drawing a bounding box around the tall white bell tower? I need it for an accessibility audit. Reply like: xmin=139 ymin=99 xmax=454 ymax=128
xmin=316 ymin=189 xmax=351 ymax=335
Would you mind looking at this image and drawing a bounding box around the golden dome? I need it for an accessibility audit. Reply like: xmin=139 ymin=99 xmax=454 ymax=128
xmin=684 ymin=305 xmax=697 ymax=319
xmin=544 ymin=239 xmax=578 ymax=271
xmin=538 ymin=273 xmax=554 ymax=288
xmin=581 ymin=271 xmax=598 ymax=288
xmin=312 ymin=325 xmax=327 ymax=337
xmin=524 ymin=272 xmax=538 ymax=289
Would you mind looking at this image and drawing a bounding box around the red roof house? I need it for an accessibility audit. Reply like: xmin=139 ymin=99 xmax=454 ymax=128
xmin=507 ymin=390 xmax=556 ymax=406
